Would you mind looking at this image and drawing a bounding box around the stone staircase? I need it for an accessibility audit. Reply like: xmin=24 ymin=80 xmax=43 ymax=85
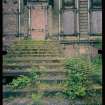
xmin=3 ymin=40 xmax=67 ymax=94
xmin=79 ymin=0 xmax=88 ymax=36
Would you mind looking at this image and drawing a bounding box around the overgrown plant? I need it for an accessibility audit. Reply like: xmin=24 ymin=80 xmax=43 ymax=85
xmin=31 ymin=93 xmax=43 ymax=105
xmin=64 ymin=57 xmax=93 ymax=99
xmin=93 ymin=38 xmax=102 ymax=48
xmin=10 ymin=75 xmax=31 ymax=89
xmin=90 ymin=55 xmax=102 ymax=84
xmin=29 ymin=67 xmax=39 ymax=83
xmin=10 ymin=67 xmax=39 ymax=89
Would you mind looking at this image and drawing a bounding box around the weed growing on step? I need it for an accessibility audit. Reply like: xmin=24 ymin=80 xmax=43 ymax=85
xmin=10 ymin=75 xmax=31 ymax=89
xmin=9 ymin=67 xmax=39 ymax=89
xmin=64 ymin=57 xmax=102 ymax=100
xmin=30 ymin=93 xmax=43 ymax=105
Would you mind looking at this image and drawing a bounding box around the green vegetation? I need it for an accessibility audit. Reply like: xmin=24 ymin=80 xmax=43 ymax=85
xmin=93 ymin=38 xmax=102 ymax=48
xmin=64 ymin=57 xmax=92 ymax=99
xmin=9 ymin=68 xmax=39 ymax=89
xmin=30 ymin=93 xmax=43 ymax=105
xmin=94 ymin=42 xmax=102 ymax=49
xmin=4 ymin=39 xmax=102 ymax=104
xmin=64 ymin=56 xmax=102 ymax=99
xmin=10 ymin=75 xmax=31 ymax=89
xmin=91 ymin=55 xmax=102 ymax=85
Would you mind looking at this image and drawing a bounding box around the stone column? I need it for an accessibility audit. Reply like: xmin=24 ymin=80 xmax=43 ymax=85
xmin=48 ymin=6 xmax=53 ymax=37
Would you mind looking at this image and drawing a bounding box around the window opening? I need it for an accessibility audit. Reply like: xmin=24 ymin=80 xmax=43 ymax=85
xmin=91 ymin=0 xmax=102 ymax=9
xmin=63 ymin=0 xmax=75 ymax=8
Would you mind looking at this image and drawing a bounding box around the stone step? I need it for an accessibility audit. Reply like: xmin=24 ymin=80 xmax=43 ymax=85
xmin=3 ymin=69 xmax=67 ymax=75
xmin=3 ymin=71 xmax=67 ymax=80
xmin=3 ymin=75 xmax=67 ymax=82
xmin=7 ymin=49 xmax=60 ymax=52
xmin=8 ymin=49 xmax=60 ymax=53
xmin=80 ymin=30 xmax=88 ymax=33
xmin=80 ymin=24 xmax=88 ymax=27
xmin=40 ymin=71 xmax=67 ymax=76
xmin=80 ymin=27 xmax=88 ymax=30
xmin=79 ymin=19 xmax=88 ymax=23
xmin=7 ymin=51 xmax=60 ymax=55
xmin=13 ymin=41 xmax=60 ymax=44
xmin=5 ymin=54 xmax=62 ymax=57
xmin=80 ymin=32 xmax=88 ymax=35
xmin=80 ymin=31 xmax=88 ymax=34
xmin=79 ymin=11 xmax=88 ymax=14
xmin=79 ymin=16 xmax=88 ymax=19
xmin=13 ymin=40 xmax=59 ymax=44
xmin=79 ymin=13 xmax=88 ymax=16
xmin=79 ymin=7 xmax=88 ymax=11
xmin=80 ymin=17 xmax=88 ymax=19
xmin=9 ymin=48 xmax=60 ymax=51
xmin=80 ymin=4 xmax=88 ymax=8
xmin=3 ymin=62 xmax=64 ymax=66
xmin=80 ymin=0 xmax=88 ymax=1
xmin=10 ymin=46 xmax=60 ymax=50
xmin=39 ymin=74 xmax=67 ymax=80
xmin=11 ymin=43 xmax=60 ymax=47
xmin=80 ymin=22 xmax=88 ymax=25
xmin=10 ymin=41 xmax=61 ymax=48
xmin=3 ymin=84 xmax=102 ymax=97
xmin=36 ymin=82 xmax=67 ymax=92
xmin=3 ymin=84 xmax=67 ymax=96
xmin=3 ymin=89 xmax=63 ymax=98
xmin=3 ymin=63 xmax=64 ymax=70
xmin=79 ymin=15 xmax=88 ymax=18
xmin=79 ymin=17 xmax=88 ymax=20
xmin=80 ymin=23 xmax=88 ymax=27
xmin=80 ymin=23 xmax=88 ymax=26
xmin=38 ymin=77 xmax=67 ymax=81
xmin=79 ymin=23 xmax=88 ymax=29
xmin=79 ymin=8 xmax=88 ymax=11
xmin=7 ymin=49 xmax=59 ymax=53
xmin=80 ymin=1 xmax=88 ymax=4
xmin=3 ymin=60 xmax=64 ymax=65
xmin=3 ymin=57 xmax=65 ymax=62
xmin=80 ymin=28 xmax=88 ymax=31
xmin=80 ymin=2 xmax=88 ymax=4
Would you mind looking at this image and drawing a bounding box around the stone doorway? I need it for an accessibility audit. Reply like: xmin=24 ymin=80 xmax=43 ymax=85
xmin=31 ymin=5 xmax=48 ymax=40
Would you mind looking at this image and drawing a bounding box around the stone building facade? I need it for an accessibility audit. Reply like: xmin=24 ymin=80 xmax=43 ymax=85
xmin=3 ymin=0 xmax=102 ymax=57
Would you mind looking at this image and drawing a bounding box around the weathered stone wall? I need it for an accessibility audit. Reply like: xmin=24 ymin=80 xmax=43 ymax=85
xmin=3 ymin=0 xmax=102 ymax=40
xmin=3 ymin=0 xmax=29 ymax=46
xmin=3 ymin=0 xmax=28 ymax=36
xmin=3 ymin=14 xmax=17 ymax=35
xmin=63 ymin=44 xmax=98 ymax=58
xmin=3 ymin=0 xmax=18 ymax=35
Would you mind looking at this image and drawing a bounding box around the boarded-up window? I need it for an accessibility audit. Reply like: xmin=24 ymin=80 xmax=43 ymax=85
xmin=63 ymin=10 xmax=75 ymax=35
xmin=64 ymin=0 xmax=75 ymax=7
xmin=27 ymin=0 xmax=47 ymax=2
xmin=3 ymin=0 xmax=18 ymax=13
xmin=3 ymin=14 xmax=17 ymax=34
xmin=91 ymin=11 xmax=102 ymax=34
xmin=91 ymin=0 xmax=102 ymax=9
